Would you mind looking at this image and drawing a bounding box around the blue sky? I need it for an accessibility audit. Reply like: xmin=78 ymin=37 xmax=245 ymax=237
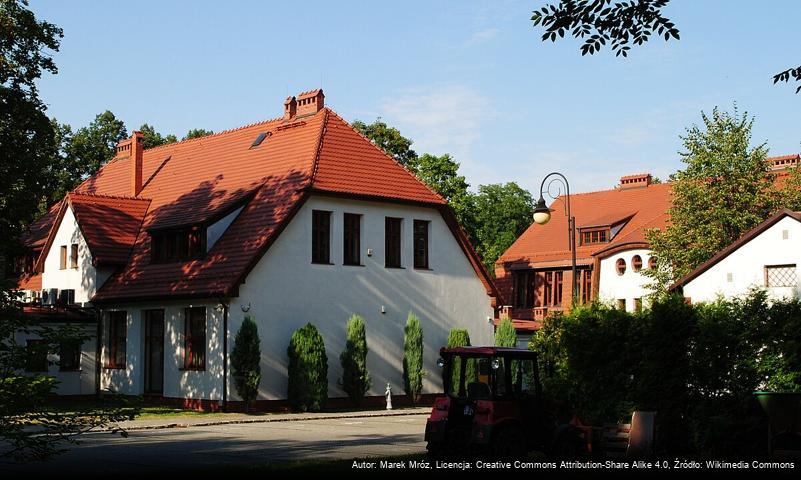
xmin=32 ymin=0 xmax=800 ymax=194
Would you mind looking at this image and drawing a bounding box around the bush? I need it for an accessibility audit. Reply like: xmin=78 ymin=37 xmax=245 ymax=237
xmin=529 ymin=291 xmax=801 ymax=455
xmin=403 ymin=312 xmax=425 ymax=403
xmin=287 ymin=323 xmax=328 ymax=412
xmin=494 ymin=318 xmax=517 ymax=347
xmin=446 ymin=329 xmax=475 ymax=391
xmin=339 ymin=315 xmax=371 ymax=406
xmin=231 ymin=315 xmax=261 ymax=413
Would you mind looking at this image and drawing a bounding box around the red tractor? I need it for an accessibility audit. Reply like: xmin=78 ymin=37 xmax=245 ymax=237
xmin=424 ymin=346 xmax=583 ymax=459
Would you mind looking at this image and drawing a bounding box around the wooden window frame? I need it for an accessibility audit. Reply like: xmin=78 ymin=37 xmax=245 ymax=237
xmin=151 ymin=227 xmax=207 ymax=264
xmin=105 ymin=311 xmax=127 ymax=369
xmin=343 ymin=213 xmax=361 ymax=266
xmin=615 ymin=258 xmax=627 ymax=276
xmin=413 ymin=219 xmax=429 ymax=269
xmin=183 ymin=307 xmax=206 ymax=371
xmin=513 ymin=270 xmax=533 ymax=308
xmin=385 ymin=217 xmax=402 ymax=268
xmin=70 ymin=243 xmax=79 ymax=269
xmin=764 ymin=264 xmax=798 ymax=288
xmin=59 ymin=340 xmax=81 ymax=371
xmin=648 ymin=256 xmax=657 ymax=270
xmin=580 ymin=228 xmax=610 ymax=246
xmin=311 ymin=210 xmax=332 ymax=265
xmin=617 ymin=299 xmax=626 ymax=310
xmin=631 ymin=255 xmax=642 ymax=272
xmin=25 ymin=339 xmax=48 ymax=372
xmin=59 ymin=245 xmax=67 ymax=270
xmin=581 ymin=269 xmax=593 ymax=304
xmin=544 ymin=271 xmax=553 ymax=307
xmin=554 ymin=271 xmax=563 ymax=306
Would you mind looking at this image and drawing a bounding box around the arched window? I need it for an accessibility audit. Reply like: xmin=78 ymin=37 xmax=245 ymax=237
xmin=616 ymin=258 xmax=626 ymax=276
xmin=632 ymin=255 xmax=643 ymax=272
xmin=648 ymin=256 xmax=657 ymax=270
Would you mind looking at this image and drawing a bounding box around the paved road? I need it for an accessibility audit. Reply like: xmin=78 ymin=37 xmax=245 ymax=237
xmin=1 ymin=414 xmax=429 ymax=474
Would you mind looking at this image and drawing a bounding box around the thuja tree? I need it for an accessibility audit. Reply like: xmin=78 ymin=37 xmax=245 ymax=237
xmin=446 ymin=328 xmax=475 ymax=391
xmin=339 ymin=314 xmax=371 ymax=406
xmin=231 ymin=315 xmax=261 ymax=413
xmin=494 ymin=318 xmax=517 ymax=347
xmin=403 ymin=313 xmax=425 ymax=403
xmin=287 ymin=323 xmax=328 ymax=412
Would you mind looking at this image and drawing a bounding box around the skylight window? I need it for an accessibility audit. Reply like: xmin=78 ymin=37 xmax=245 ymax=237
xmin=250 ymin=132 xmax=271 ymax=148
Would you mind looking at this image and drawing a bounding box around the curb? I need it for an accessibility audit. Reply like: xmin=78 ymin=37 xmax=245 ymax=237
xmin=106 ymin=408 xmax=430 ymax=432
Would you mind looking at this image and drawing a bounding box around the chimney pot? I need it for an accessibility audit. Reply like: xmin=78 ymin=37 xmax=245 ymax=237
xmin=619 ymin=173 xmax=652 ymax=190
xmin=283 ymin=96 xmax=297 ymax=121
xmin=128 ymin=131 xmax=144 ymax=196
xmin=293 ymin=89 xmax=324 ymax=118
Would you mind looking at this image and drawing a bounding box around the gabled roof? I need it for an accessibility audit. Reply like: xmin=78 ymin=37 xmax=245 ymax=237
xmin=21 ymin=101 xmax=495 ymax=303
xmin=498 ymin=182 xmax=672 ymax=268
xmin=670 ymin=209 xmax=801 ymax=291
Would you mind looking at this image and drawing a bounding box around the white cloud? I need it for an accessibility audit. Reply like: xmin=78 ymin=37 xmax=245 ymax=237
xmin=378 ymin=84 xmax=492 ymax=175
xmin=465 ymin=28 xmax=499 ymax=46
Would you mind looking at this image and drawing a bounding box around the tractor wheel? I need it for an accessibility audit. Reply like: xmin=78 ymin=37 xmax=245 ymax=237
xmin=492 ymin=426 xmax=527 ymax=459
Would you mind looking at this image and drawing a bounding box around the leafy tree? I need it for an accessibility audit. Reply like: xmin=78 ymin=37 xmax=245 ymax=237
xmin=402 ymin=312 xmax=425 ymax=403
xmin=494 ymin=318 xmax=517 ymax=347
xmin=139 ymin=123 xmax=176 ymax=149
xmin=352 ymin=118 xmax=418 ymax=167
xmin=339 ymin=314 xmax=371 ymax=406
xmin=287 ymin=323 xmax=328 ymax=412
xmin=531 ymin=0 xmax=799 ymax=93
xmin=183 ymin=128 xmax=214 ymax=140
xmin=414 ymin=153 xmax=477 ymax=239
xmin=446 ymin=329 xmax=475 ymax=391
xmin=472 ymin=183 xmax=534 ymax=275
xmin=67 ymin=110 xmax=127 ymax=175
xmin=645 ymin=107 xmax=772 ymax=292
xmin=231 ymin=315 xmax=261 ymax=413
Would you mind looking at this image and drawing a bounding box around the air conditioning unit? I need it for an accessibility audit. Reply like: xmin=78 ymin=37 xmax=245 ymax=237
xmin=43 ymin=288 xmax=58 ymax=306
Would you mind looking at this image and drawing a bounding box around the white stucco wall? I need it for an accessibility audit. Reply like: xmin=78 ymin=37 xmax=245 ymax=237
xmin=15 ymin=324 xmax=97 ymax=395
xmin=229 ymin=195 xmax=495 ymax=401
xmin=598 ymin=248 xmax=654 ymax=312
xmin=41 ymin=207 xmax=101 ymax=304
xmin=682 ymin=216 xmax=801 ymax=303
xmin=99 ymin=302 xmax=224 ymax=400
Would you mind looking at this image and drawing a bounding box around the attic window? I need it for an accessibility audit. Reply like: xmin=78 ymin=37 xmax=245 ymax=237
xmin=580 ymin=228 xmax=609 ymax=245
xmin=151 ymin=227 xmax=206 ymax=263
xmin=250 ymin=132 xmax=271 ymax=148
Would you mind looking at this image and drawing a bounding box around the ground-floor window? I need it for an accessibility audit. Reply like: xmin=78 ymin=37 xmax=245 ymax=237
xmin=183 ymin=306 xmax=206 ymax=370
xmin=25 ymin=339 xmax=48 ymax=372
xmin=106 ymin=311 xmax=127 ymax=368
xmin=59 ymin=341 xmax=81 ymax=371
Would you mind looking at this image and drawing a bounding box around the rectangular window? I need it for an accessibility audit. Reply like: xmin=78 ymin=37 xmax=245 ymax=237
xmin=59 ymin=245 xmax=67 ymax=270
xmin=617 ymin=299 xmax=626 ymax=310
xmin=70 ymin=243 xmax=78 ymax=269
xmin=25 ymin=339 xmax=48 ymax=372
xmin=385 ymin=217 xmax=402 ymax=268
xmin=59 ymin=341 xmax=81 ymax=371
xmin=544 ymin=272 xmax=553 ymax=307
xmin=343 ymin=213 xmax=361 ymax=266
xmin=634 ymin=298 xmax=643 ymax=313
xmin=184 ymin=307 xmax=206 ymax=370
xmin=151 ymin=227 xmax=206 ymax=264
xmin=413 ymin=220 xmax=429 ymax=269
xmin=765 ymin=264 xmax=797 ymax=287
xmin=581 ymin=269 xmax=593 ymax=304
xmin=513 ymin=270 xmax=533 ymax=308
xmin=580 ymin=229 xmax=610 ymax=245
xmin=311 ymin=210 xmax=331 ymax=264
xmin=554 ymin=271 xmax=563 ymax=306
xmin=105 ymin=311 xmax=127 ymax=368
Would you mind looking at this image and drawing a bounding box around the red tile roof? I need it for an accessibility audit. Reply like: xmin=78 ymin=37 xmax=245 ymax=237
xmin=21 ymin=100 xmax=495 ymax=302
xmin=498 ymin=182 xmax=673 ymax=268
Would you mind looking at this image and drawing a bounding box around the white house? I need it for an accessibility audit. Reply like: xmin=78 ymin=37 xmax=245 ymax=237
xmin=672 ymin=209 xmax=801 ymax=303
xmin=15 ymin=90 xmax=498 ymax=408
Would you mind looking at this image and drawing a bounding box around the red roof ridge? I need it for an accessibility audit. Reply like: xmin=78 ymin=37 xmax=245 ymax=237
xmin=309 ymin=109 xmax=330 ymax=183
xmin=767 ymin=153 xmax=800 ymax=161
xmin=141 ymin=116 xmax=286 ymax=153
xmin=68 ymin=191 xmax=151 ymax=202
xmin=323 ymin=108 xmax=447 ymax=204
xmin=564 ymin=181 xmax=673 ymax=198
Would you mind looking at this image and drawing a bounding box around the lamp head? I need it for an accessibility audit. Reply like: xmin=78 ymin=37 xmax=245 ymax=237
xmin=532 ymin=197 xmax=553 ymax=225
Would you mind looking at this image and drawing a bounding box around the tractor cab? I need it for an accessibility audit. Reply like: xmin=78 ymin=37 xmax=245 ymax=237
xmin=425 ymin=346 xmax=560 ymax=458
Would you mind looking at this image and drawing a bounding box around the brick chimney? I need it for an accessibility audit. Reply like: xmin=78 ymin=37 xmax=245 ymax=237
xmin=283 ymin=96 xmax=297 ymax=120
xmin=768 ymin=154 xmax=800 ymax=172
xmin=116 ymin=131 xmax=144 ymax=196
xmin=294 ymin=89 xmax=324 ymax=118
xmin=619 ymin=173 xmax=652 ymax=190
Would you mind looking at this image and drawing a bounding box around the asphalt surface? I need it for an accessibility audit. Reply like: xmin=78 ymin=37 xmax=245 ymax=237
xmin=1 ymin=413 xmax=429 ymax=474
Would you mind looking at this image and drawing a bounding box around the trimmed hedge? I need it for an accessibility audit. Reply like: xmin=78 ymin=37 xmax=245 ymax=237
xmin=339 ymin=314 xmax=371 ymax=406
xmin=403 ymin=312 xmax=425 ymax=403
xmin=446 ymin=328 xmax=475 ymax=391
xmin=287 ymin=323 xmax=328 ymax=412
xmin=494 ymin=318 xmax=517 ymax=347
xmin=231 ymin=315 xmax=261 ymax=413
xmin=530 ymin=290 xmax=801 ymax=455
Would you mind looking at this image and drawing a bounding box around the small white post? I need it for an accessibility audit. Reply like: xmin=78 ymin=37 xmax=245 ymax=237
xmin=385 ymin=382 xmax=393 ymax=410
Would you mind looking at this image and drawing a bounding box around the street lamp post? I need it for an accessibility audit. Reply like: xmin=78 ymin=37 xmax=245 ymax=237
xmin=531 ymin=172 xmax=578 ymax=305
